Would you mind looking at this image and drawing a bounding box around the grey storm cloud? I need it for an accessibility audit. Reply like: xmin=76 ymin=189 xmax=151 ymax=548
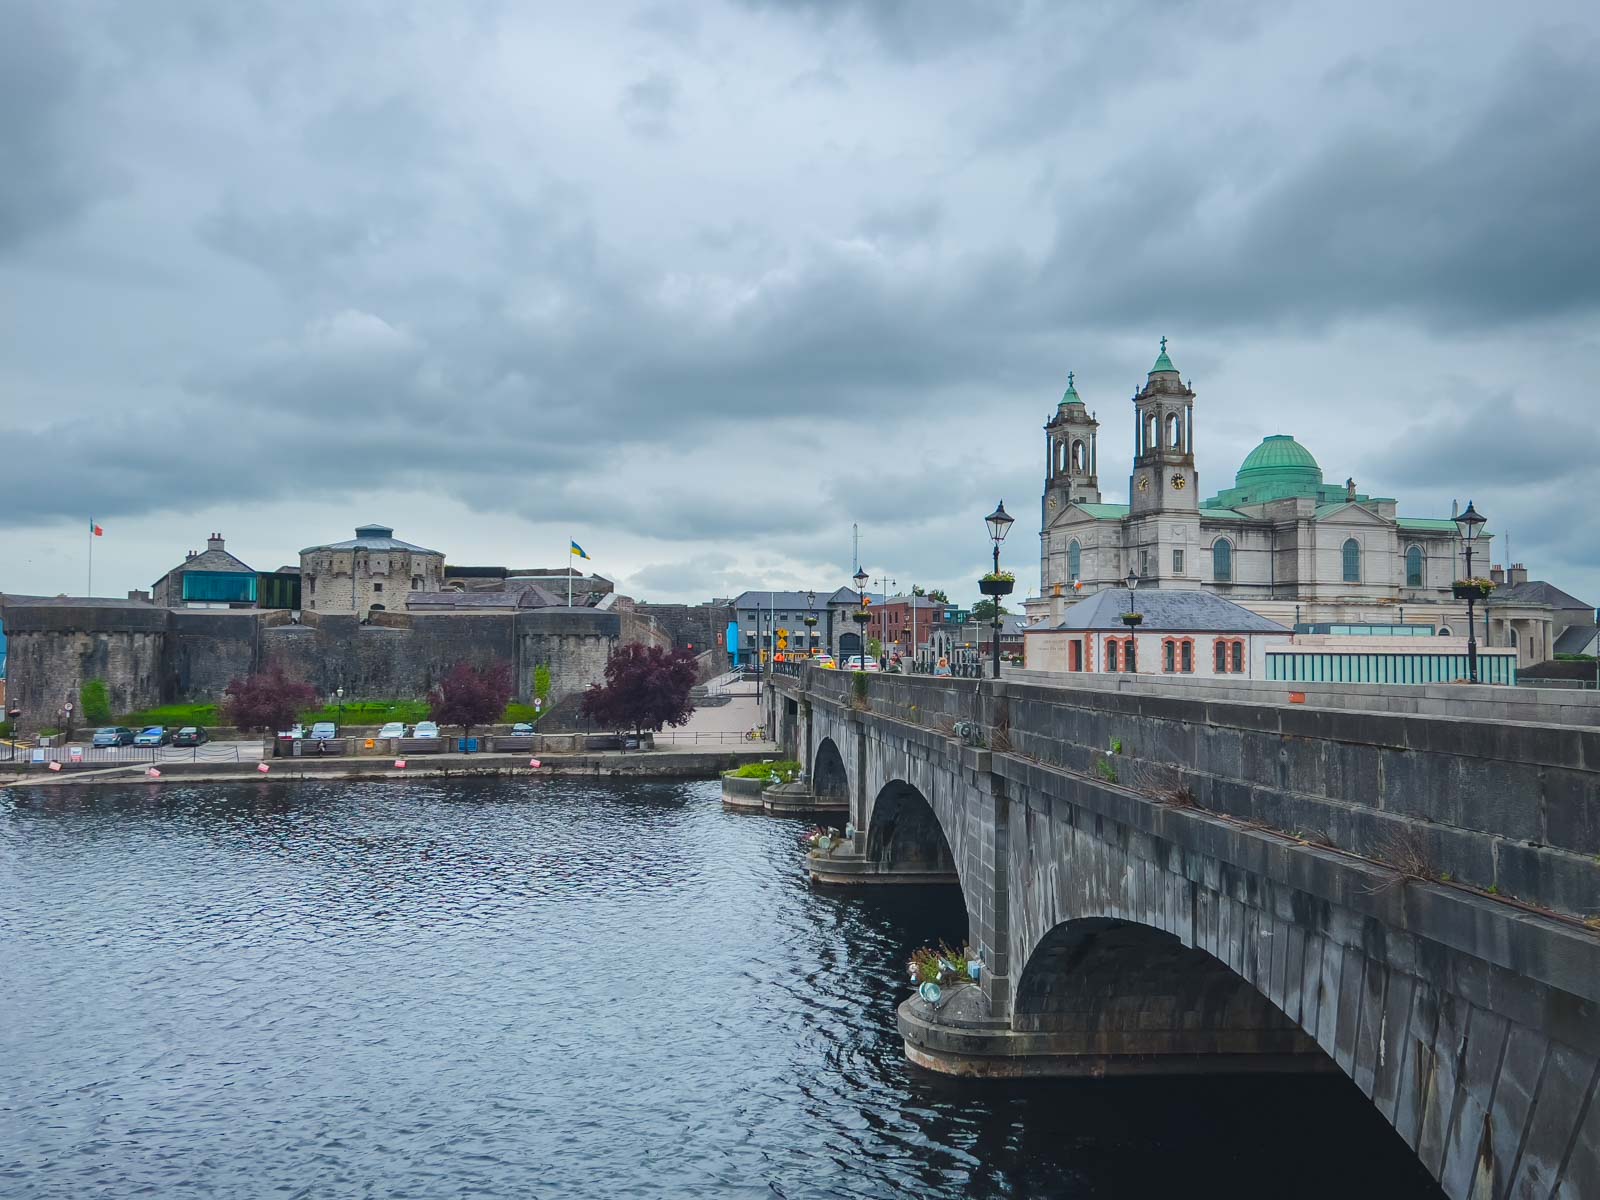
xmin=2 ymin=0 xmax=1598 ymax=604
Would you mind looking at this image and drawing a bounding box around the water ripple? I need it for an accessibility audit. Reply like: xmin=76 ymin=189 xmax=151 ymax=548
xmin=1 ymin=779 xmax=1441 ymax=1198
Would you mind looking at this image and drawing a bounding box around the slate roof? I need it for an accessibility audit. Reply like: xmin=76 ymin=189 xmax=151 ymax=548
xmin=1554 ymin=625 xmax=1599 ymax=655
xmin=1043 ymin=588 xmax=1290 ymax=633
xmin=407 ymin=582 xmax=562 ymax=611
xmin=732 ymin=588 xmax=879 ymax=609
xmin=1489 ymin=580 xmax=1594 ymax=611
xmin=153 ymin=546 xmax=255 ymax=585
xmin=300 ymin=524 xmax=442 ymax=556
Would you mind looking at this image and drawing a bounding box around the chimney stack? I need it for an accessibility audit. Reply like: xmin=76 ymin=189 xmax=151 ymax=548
xmin=186 ymin=550 xmax=196 ymax=561
xmin=207 ymin=532 xmax=225 ymax=552
xmin=1508 ymin=563 xmax=1528 ymax=586
xmin=1490 ymin=565 xmax=1505 ymax=585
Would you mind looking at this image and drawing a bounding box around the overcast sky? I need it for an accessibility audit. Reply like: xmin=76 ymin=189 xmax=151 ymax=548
xmin=3 ymin=0 xmax=1597 ymax=608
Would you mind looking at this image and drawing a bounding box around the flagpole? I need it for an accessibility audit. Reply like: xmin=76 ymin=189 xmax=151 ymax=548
xmin=87 ymin=518 xmax=94 ymax=598
xmin=568 ymin=540 xmax=574 ymax=608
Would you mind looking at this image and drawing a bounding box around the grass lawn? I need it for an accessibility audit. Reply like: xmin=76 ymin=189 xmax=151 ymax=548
xmin=115 ymin=698 xmax=549 ymax=729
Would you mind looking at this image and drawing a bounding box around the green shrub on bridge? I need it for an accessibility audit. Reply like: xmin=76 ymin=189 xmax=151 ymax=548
xmin=727 ymin=760 xmax=801 ymax=783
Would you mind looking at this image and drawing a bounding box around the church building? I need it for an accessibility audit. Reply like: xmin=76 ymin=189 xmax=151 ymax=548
xmin=1027 ymin=340 xmax=1487 ymax=634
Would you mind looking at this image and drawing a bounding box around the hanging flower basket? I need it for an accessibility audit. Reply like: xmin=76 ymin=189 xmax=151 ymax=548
xmin=979 ymin=572 xmax=1015 ymax=597
xmin=851 ymin=609 xmax=872 ymax=625
xmin=1121 ymin=612 xmax=1144 ymax=627
xmin=803 ymin=616 xmax=818 ymax=627
xmin=1452 ymin=578 xmax=1495 ymax=600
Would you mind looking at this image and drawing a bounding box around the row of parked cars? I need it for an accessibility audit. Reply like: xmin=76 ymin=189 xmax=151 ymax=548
xmin=92 ymin=726 xmax=209 ymax=747
xmin=276 ymin=721 xmax=536 ymax=740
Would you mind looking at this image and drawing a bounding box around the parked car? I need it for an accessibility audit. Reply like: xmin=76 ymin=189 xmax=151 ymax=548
xmin=310 ymin=722 xmax=338 ymax=741
xmin=91 ymin=727 xmax=135 ymax=747
xmin=412 ymin=721 xmax=440 ymax=739
xmin=133 ymin=726 xmax=172 ymax=746
xmin=511 ymin=722 xmax=535 ymax=735
xmin=172 ymin=727 xmax=209 ymax=747
xmin=377 ymin=721 xmax=408 ymax=739
xmin=843 ymin=656 xmax=881 ymax=673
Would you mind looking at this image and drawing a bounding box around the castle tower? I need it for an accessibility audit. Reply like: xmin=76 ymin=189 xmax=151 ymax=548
xmin=1042 ymin=371 xmax=1101 ymax=527
xmin=1126 ymin=338 xmax=1202 ymax=587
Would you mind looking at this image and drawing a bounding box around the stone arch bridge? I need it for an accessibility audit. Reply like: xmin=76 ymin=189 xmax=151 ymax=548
xmin=769 ymin=668 xmax=1600 ymax=1200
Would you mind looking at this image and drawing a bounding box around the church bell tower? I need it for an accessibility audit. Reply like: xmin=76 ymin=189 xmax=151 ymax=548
xmin=1126 ymin=338 xmax=1202 ymax=587
xmin=1042 ymin=371 xmax=1100 ymax=527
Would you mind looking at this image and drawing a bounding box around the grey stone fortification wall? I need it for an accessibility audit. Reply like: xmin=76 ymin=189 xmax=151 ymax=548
xmin=0 ymin=600 xmax=626 ymax=725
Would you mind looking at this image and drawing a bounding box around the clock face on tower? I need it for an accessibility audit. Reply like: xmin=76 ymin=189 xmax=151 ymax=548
xmin=1136 ymin=475 xmax=1150 ymax=492
xmin=1047 ymin=495 xmax=1059 ymax=511
xmin=1170 ymin=474 xmax=1187 ymax=490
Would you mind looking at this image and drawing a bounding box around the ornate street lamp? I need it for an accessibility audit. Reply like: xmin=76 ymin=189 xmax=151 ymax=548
xmin=982 ymin=501 xmax=1015 ymax=679
xmin=1454 ymin=501 xmax=1488 ymax=684
xmin=1122 ymin=570 xmax=1141 ymax=671
xmin=804 ymin=589 xmax=818 ymax=655
xmin=852 ymin=567 xmax=871 ymax=665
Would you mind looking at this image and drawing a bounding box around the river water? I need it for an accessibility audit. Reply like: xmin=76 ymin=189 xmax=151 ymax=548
xmin=1 ymin=778 xmax=1443 ymax=1198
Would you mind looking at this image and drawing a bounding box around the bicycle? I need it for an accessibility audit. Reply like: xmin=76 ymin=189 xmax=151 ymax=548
xmin=744 ymin=727 xmax=766 ymax=742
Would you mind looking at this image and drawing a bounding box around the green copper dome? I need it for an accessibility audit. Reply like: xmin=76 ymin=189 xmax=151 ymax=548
xmin=1149 ymin=335 xmax=1178 ymax=375
xmin=1059 ymin=370 xmax=1083 ymax=408
xmin=1236 ymin=435 xmax=1322 ymax=486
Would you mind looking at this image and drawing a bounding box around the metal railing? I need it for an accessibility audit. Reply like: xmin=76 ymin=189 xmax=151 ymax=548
xmin=11 ymin=742 xmax=249 ymax=768
xmin=653 ymin=730 xmax=773 ymax=745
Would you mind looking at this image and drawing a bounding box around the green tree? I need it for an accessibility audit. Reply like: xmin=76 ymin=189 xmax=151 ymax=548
xmin=926 ymin=588 xmax=949 ymax=604
xmin=80 ymin=680 xmax=113 ymax=724
xmin=970 ymin=598 xmax=1009 ymax=622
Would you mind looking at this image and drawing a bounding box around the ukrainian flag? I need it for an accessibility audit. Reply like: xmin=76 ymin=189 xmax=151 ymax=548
xmin=570 ymin=540 xmax=590 ymax=560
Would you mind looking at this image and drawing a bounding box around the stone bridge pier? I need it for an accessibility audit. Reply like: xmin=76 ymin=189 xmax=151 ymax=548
xmin=769 ymin=668 xmax=1600 ymax=1200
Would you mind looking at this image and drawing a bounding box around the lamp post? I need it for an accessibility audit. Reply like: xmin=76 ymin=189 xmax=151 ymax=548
xmin=335 ymin=685 xmax=345 ymax=727
xmin=876 ymin=575 xmax=895 ymax=663
xmin=1124 ymin=569 xmax=1140 ymax=671
xmin=853 ymin=567 xmax=869 ymax=667
xmin=985 ymin=501 xmax=1015 ymax=679
xmin=806 ymin=589 xmax=816 ymax=656
xmin=1455 ymin=500 xmax=1487 ymax=684
xmin=5 ymin=707 xmax=19 ymax=761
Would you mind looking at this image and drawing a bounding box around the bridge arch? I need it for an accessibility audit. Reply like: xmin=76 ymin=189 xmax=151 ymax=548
xmin=1014 ymin=917 xmax=1321 ymax=1067
xmin=866 ymin=780 xmax=957 ymax=876
xmin=810 ymin=737 xmax=849 ymax=808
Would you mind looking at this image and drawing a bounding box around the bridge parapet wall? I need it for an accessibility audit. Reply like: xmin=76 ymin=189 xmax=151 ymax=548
xmin=996 ymin=679 xmax=1600 ymax=921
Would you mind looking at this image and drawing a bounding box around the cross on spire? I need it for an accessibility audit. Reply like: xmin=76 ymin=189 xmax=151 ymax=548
xmin=1068 ymin=370 xmax=1074 ymax=388
xmin=1160 ymin=336 xmax=1167 ymax=353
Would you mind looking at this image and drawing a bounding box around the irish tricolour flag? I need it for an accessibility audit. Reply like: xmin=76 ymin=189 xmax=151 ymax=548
xmin=90 ymin=520 xmax=103 ymax=537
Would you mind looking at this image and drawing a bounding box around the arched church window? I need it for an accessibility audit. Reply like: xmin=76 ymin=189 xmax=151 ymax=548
xmin=1404 ymin=544 xmax=1423 ymax=588
xmin=1342 ymin=538 xmax=1361 ymax=583
xmin=1072 ymin=440 xmax=1086 ymax=471
xmin=1145 ymin=412 xmax=1158 ymax=452
xmin=1165 ymin=411 xmax=1182 ymax=449
xmin=1212 ymin=538 xmax=1233 ymax=583
xmin=1068 ymin=539 xmax=1081 ymax=582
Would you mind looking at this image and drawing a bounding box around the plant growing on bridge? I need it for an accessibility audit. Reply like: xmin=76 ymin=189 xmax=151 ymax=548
xmin=851 ymin=671 xmax=870 ymax=708
xmin=429 ymin=660 xmax=515 ymax=740
xmin=728 ymin=760 xmax=800 ymax=783
xmin=223 ymin=665 xmax=319 ymax=733
xmin=580 ymin=644 xmax=698 ymax=735
xmin=908 ymin=943 xmax=977 ymax=986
